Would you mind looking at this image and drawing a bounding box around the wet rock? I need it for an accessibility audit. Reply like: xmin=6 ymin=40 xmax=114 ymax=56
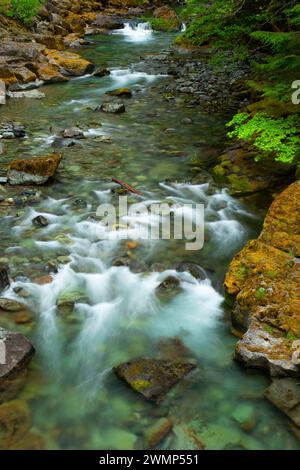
xmin=236 ymin=320 xmax=300 ymax=377
xmin=155 ymin=275 xmax=182 ymax=301
xmin=14 ymin=311 xmax=34 ymax=325
xmin=14 ymin=189 xmax=42 ymax=206
xmin=93 ymin=68 xmax=110 ymax=77
xmin=0 ymin=298 xmax=27 ymax=312
xmin=0 ymin=267 xmax=9 ymax=291
xmin=265 ymin=378 xmax=300 ymax=428
xmin=0 ymin=122 xmax=26 ymax=139
xmin=46 ymin=50 xmax=94 ymax=76
xmin=0 ymin=328 xmax=35 ymax=404
xmin=224 ymin=182 xmax=300 ymax=377
xmin=175 ymin=262 xmax=206 ymax=280
xmin=153 ymin=6 xmax=180 ymax=31
xmin=32 ymin=63 xmax=68 ymax=84
xmin=107 ymin=88 xmax=132 ymax=98
xmin=12 ymin=66 xmax=37 ymax=84
xmin=99 ymin=101 xmax=125 ymax=114
xmin=32 ymin=215 xmax=49 ymax=228
xmin=8 ymin=89 xmax=45 ymax=99
xmin=90 ymin=14 xmax=124 ymax=31
xmin=62 ymin=127 xmax=84 ymax=139
xmin=64 ymin=33 xmax=88 ymax=48
xmin=114 ymin=358 xmax=196 ymax=404
xmin=8 ymin=153 xmax=62 ymax=185
xmin=213 ymin=146 xmax=293 ymax=196
xmin=145 ymin=418 xmax=173 ymax=449
xmin=0 ymin=400 xmax=31 ymax=449
xmin=0 ymin=80 xmax=6 ymax=105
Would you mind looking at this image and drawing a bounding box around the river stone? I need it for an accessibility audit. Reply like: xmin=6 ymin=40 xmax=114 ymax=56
xmin=107 ymin=88 xmax=132 ymax=98
xmin=0 ymin=80 xmax=6 ymax=105
xmin=0 ymin=298 xmax=28 ymax=312
xmin=113 ymin=358 xmax=196 ymax=404
xmin=93 ymin=68 xmax=110 ymax=77
xmin=99 ymin=102 xmax=125 ymax=114
xmin=32 ymin=215 xmax=49 ymax=228
xmin=0 ymin=328 xmax=35 ymax=404
xmin=0 ymin=267 xmax=9 ymax=291
xmin=155 ymin=275 xmax=182 ymax=301
xmin=62 ymin=127 xmax=84 ymax=139
xmin=265 ymin=378 xmax=300 ymax=428
xmin=175 ymin=262 xmax=207 ymax=280
xmin=8 ymin=153 xmax=62 ymax=185
xmin=7 ymin=90 xmax=45 ymax=99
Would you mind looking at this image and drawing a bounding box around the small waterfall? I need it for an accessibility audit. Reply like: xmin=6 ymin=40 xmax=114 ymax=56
xmin=181 ymin=23 xmax=187 ymax=32
xmin=114 ymin=22 xmax=153 ymax=42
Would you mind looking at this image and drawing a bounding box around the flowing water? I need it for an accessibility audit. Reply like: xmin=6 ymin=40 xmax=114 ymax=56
xmin=0 ymin=23 xmax=299 ymax=450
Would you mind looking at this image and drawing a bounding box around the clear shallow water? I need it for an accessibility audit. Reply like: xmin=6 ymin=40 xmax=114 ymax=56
xmin=0 ymin=24 xmax=299 ymax=450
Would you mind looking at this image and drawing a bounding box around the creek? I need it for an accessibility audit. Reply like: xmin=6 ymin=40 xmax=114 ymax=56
xmin=0 ymin=22 xmax=299 ymax=450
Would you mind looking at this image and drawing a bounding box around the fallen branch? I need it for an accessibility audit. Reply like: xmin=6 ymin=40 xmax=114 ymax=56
xmin=112 ymin=178 xmax=142 ymax=195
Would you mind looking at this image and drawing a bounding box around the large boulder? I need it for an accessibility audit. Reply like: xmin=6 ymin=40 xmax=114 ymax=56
xmin=91 ymin=14 xmax=124 ymax=30
xmin=152 ymin=6 xmax=181 ymax=32
xmin=224 ymin=182 xmax=300 ymax=377
xmin=46 ymin=50 xmax=94 ymax=77
xmin=213 ymin=146 xmax=293 ymax=196
xmin=8 ymin=153 xmax=62 ymax=185
xmin=0 ymin=328 xmax=35 ymax=404
xmin=31 ymin=62 xmax=68 ymax=84
xmin=114 ymin=358 xmax=196 ymax=404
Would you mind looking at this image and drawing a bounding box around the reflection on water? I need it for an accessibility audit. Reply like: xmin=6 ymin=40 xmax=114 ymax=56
xmin=0 ymin=24 xmax=299 ymax=450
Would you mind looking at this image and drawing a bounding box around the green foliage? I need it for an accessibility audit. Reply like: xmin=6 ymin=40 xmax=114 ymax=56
xmin=256 ymin=287 xmax=266 ymax=300
xmin=179 ymin=0 xmax=300 ymax=166
xmin=0 ymin=0 xmax=44 ymax=25
xmin=227 ymin=113 xmax=300 ymax=164
xmin=148 ymin=17 xmax=176 ymax=32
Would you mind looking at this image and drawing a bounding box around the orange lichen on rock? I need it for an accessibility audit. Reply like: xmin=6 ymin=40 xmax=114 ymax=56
xmin=9 ymin=153 xmax=62 ymax=177
xmin=46 ymin=50 xmax=94 ymax=76
xmin=224 ymin=181 xmax=300 ymax=376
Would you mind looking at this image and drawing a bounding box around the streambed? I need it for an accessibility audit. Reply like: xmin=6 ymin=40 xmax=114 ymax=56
xmin=0 ymin=23 xmax=299 ymax=450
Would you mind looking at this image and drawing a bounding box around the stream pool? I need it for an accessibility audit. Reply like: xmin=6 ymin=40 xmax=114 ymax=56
xmin=0 ymin=23 xmax=299 ymax=450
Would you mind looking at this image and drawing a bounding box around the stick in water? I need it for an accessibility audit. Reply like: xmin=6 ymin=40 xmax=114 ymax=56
xmin=112 ymin=178 xmax=142 ymax=195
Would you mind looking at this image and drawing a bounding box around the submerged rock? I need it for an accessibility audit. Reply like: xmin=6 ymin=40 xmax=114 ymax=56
xmin=224 ymin=182 xmax=300 ymax=377
xmin=99 ymin=102 xmax=125 ymax=114
xmin=107 ymin=88 xmax=132 ymax=98
xmin=145 ymin=418 xmax=173 ymax=449
xmin=265 ymin=378 xmax=300 ymax=428
xmin=8 ymin=153 xmax=62 ymax=185
xmin=93 ymin=68 xmax=110 ymax=77
xmin=8 ymin=90 xmax=45 ymax=99
xmin=155 ymin=275 xmax=182 ymax=301
xmin=176 ymin=262 xmax=206 ymax=280
xmin=0 ymin=400 xmax=31 ymax=449
xmin=113 ymin=358 xmax=196 ymax=404
xmin=62 ymin=127 xmax=84 ymax=139
xmin=0 ymin=328 xmax=35 ymax=404
xmin=0 ymin=122 xmax=26 ymax=139
xmin=32 ymin=215 xmax=49 ymax=228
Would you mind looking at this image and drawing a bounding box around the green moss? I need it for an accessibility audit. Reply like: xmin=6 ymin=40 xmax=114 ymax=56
xmin=131 ymin=379 xmax=151 ymax=392
xmin=255 ymin=287 xmax=266 ymax=300
xmin=227 ymin=174 xmax=252 ymax=193
xmin=263 ymin=324 xmax=274 ymax=335
xmin=236 ymin=263 xmax=250 ymax=281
